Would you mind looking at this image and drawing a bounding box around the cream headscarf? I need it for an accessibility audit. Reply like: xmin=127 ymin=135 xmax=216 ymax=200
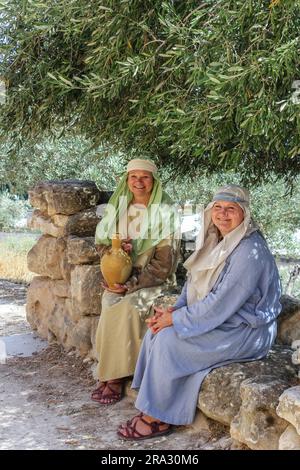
xmin=184 ymin=185 xmax=259 ymax=305
xmin=126 ymin=158 xmax=158 ymax=174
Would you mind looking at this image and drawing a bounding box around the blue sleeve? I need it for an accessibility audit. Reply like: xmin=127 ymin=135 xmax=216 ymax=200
xmin=173 ymin=282 xmax=188 ymax=310
xmin=172 ymin=241 xmax=264 ymax=338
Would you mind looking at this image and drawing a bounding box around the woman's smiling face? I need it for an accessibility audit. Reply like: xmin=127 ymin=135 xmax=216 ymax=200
xmin=127 ymin=170 xmax=154 ymax=198
xmin=211 ymin=200 xmax=245 ymax=236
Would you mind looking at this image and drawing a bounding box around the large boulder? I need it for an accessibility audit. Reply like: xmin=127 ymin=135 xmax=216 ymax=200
xmin=26 ymin=276 xmax=67 ymax=340
xmin=52 ymin=280 xmax=70 ymax=298
xmin=276 ymin=386 xmax=300 ymax=435
xmin=59 ymin=244 xmax=74 ymax=282
xmin=26 ymin=276 xmax=98 ymax=356
xmin=27 ymin=235 xmax=66 ymax=280
xmin=28 ymin=180 xmax=101 ymax=216
xmin=198 ymin=345 xmax=298 ymax=426
xmin=28 ymin=186 xmax=49 ymax=214
xmin=277 ymin=295 xmax=300 ymax=346
xmin=28 ymin=210 xmax=65 ymax=237
xmin=52 ymin=208 xmax=100 ymax=237
xmin=64 ymin=316 xmax=95 ymax=356
xmin=67 ymin=236 xmax=100 ymax=265
xmin=278 ymin=425 xmax=300 ymax=450
xmin=70 ymin=265 xmax=102 ymax=315
xmin=230 ymin=376 xmax=290 ymax=450
xmin=28 ymin=208 xmax=100 ymax=237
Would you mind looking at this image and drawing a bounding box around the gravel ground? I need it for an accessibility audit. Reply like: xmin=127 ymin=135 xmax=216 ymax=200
xmin=0 ymin=279 xmax=238 ymax=451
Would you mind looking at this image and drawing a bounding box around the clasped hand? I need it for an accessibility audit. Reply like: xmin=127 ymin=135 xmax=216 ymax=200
xmin=146 ymin=305 xmax=174 ymax=334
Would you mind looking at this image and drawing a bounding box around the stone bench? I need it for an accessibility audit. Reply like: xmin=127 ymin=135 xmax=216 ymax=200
xmin=124 ymin=344 xmax=299 ymax=450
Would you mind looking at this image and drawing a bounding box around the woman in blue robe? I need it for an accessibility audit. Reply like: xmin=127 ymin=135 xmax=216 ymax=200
xmin=117 ymin=185 xmax=282 ymax=440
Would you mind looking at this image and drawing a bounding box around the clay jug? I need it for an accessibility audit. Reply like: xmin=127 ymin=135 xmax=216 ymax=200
xmin=100 ymin=234 xmax=132 ymax=288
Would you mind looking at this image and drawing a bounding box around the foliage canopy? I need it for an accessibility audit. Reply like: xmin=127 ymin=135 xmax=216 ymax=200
xmin=0 ymin=0 xmax=300 ymax=182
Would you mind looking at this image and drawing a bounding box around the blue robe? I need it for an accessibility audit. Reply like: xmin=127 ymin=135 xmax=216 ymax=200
xmin=132 ymin=231 xmax=282 ymax=425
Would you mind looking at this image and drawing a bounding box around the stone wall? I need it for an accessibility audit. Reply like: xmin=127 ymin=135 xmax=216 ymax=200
xmin=26 ymin=180 xmax=109 ymax=358
xmin=26 ymin=180 xmax=300 ymax=450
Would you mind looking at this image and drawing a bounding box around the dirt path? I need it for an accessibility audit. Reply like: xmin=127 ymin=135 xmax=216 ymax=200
xmin=0 ymin=279 xmax=233 ymax=451
xmin=0 ymin=280 xmax=29 ymax=336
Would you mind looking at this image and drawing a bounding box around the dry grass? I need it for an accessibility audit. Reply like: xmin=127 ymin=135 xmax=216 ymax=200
xmin=0 ymin=234 xmax=37 ymax=284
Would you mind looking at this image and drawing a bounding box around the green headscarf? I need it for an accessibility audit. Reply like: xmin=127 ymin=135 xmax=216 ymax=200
xmin=95 ymin=172 xmax=179 ymax=262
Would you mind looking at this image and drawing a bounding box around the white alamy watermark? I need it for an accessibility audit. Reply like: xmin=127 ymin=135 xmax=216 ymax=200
xmin=0 ymin=79 xmax=6 ymax=104
xmin=0 ymin=339 xmax=7 ymax=364
xmin=95 ymin=200 xmax=204 ymax=243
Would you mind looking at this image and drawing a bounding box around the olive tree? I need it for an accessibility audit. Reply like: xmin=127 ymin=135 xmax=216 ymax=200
xmin=0 ymin=0 xmax=299 ymax=183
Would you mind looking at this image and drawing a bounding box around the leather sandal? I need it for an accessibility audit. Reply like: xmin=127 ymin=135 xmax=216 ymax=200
xmin=91 ymin=382 xmax=106 ymax=403
xmin=118 ymin=412 xmax=144 ymax=430
xmin=117 ymin=413 xmax=172 ymax=440
xmin=98 ymin=380 xmax=124 ymax=405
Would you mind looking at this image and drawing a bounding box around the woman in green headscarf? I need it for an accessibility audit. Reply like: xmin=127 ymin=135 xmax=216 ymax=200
xmin=91 ymin=159 xmax=180 ymax=405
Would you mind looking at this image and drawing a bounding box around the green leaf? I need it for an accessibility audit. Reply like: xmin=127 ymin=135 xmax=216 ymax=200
xmin=207 ymin=76 xmax=221 ymax=84
xmin=57 ymin=75 xmax=73 ymax=87
xmin=47 ymin=72 xmax=58 ymax=81
xmin=227 ymin=66 xmax=244 ymax=72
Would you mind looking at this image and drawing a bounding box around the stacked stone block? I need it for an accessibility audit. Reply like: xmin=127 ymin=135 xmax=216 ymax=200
xmin=26 ymin=180 xmax=107 ymax=358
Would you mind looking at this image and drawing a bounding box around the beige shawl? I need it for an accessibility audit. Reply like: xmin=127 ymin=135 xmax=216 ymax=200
xmin=184 ymin=185 xmax=259 ymax=305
